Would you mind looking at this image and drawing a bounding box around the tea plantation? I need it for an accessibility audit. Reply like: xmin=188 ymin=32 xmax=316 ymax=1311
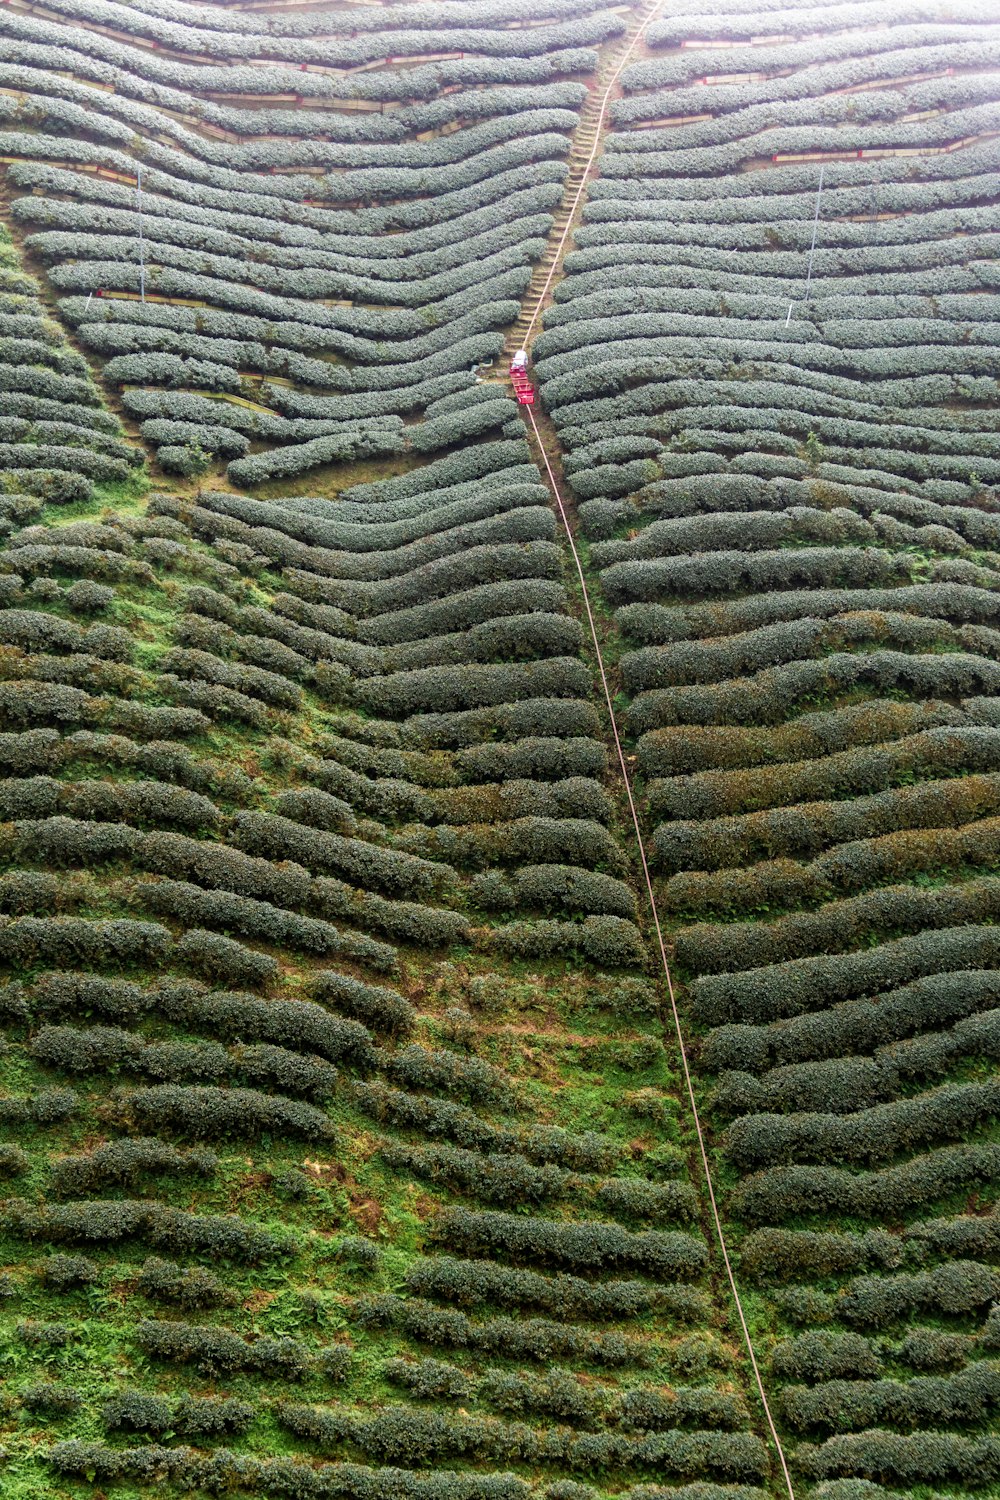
xmin=0 ymin=0 xmax=997 ymax=1496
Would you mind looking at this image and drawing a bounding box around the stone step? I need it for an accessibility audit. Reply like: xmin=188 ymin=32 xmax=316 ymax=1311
xmin=492 ymin=0 xmax=660 ymax=375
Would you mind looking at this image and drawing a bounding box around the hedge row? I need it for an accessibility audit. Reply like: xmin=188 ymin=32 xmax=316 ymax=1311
xmin=138 ymin=1319 xmax=310 ymax=1379
xmin=715 ymin=1003 xmax=1000 ymax=1111
xmin=280 ymin=1400 xmax=767 ymax=1477
xmin=5 ymin=815 xmax=466 ymax=956
xmin=656 ymin=778 xmax=1000 ymax=886
xmin=0 ymin=774 xmax=221 ymax=831
xmin=352 ymin=1081 xmax=618 ymax=1173
xmin=181 ymin=478 xmax=548 ymax=558
xmin=310 ymin=970 xmax=415 ymax=1037
xmin=137 ymin=877 xmax=397 ymax=972
xmin=136 ymin=1257 xmax=237 ymax=1311
xmin=772 ymin=1331 xmax=886 ymax=1383
xmin=49 ymin=1137 xmax=218 ymax=1195
xmin=31 ymin=973 xmax=375 ymax=1065
xmin=685 ymin=873 xmax=1000 ymax=985
xmin=663 ymin=816 xmax=1000 ymax=919
xmin=404 ymin=1255 xmax=709 ymax=1324
xmin=479 ymin=914 xmax=647 ymax=968
xmin=0 ymin=1086 xmax=76 ymax=1125
xmin=730 ymin=1140 xmax=1000 ymax=1225
xmin=357 ymin=1293 xmax=638 ymax=1368
xmin=649 ymin=725 xmax=1000 ymax=826
xmin=397 ymin=815 xmax=625 ymax=876
xmin=0 ymin=915 xmax=172 ymax=971
xmin=227 ymin=425 xmax=405 ymax=487
xmin=102 ymin=1388 xmax=254 ymax=1437
xmin=625 ymin=605 xmax=995 ymax=695
xmin=382 ymin=1141 xmax=697 ymax=1222
xmin=14 ymin=5 xmax=617 ymax=62
xmin=434 ymin=1208 xmax=708 ymax=1278
xmin=47 ymin=1441 xmax=537 ymax=1498
xmin=693 ymin=926 xmax=1000 ymax=1028
xmin=385 ymin=1363 xmax=748 ymax=1439
xmin=383 ymin=1045 xmax=515 ymax=1111
xmin=634 ymin=698 xmax=960 ymax=780
xmin=360 ymin=581 xmax=566 ymax=649
xmin=836 ymin=1261 xmax=1000 ymax=1328
xmin=32 ymin=1023 xmax=340 ymax=1105
xmin=231 ymin=811 xmax=454 ymax=900
xmin=629 ymin=651 xmax=1000 ymax=737
xmin=714 ymin=1056 xmax=898 ymax=1118
xmin=781 ymin=1363 xmax=1000 ymax=1435
xmin=1 ymin=1197 xmax=292 ymax=1262
xmin=796 ymin=1429 xmax=1000 ymax=1484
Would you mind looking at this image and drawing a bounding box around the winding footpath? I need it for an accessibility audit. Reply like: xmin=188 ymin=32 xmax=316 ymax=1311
xmin=507 ymin=9 xmax=800 ymax=1498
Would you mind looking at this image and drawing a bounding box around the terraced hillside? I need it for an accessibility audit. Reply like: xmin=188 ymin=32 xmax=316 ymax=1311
xmin=1 ymin=0 xmax=1000 ymax=1497
xmin=0 ymin=445 xmax=739 ymax=1499
xmin=0 ymin=223 xmax=142 ymax=511
xmin=0 ymin=3 xmax=769 ymax=1499
xmin=535 ymin=0 xmax=1000 ymax=1494
xmin=1 ymin=0 xmax=622 ymax=480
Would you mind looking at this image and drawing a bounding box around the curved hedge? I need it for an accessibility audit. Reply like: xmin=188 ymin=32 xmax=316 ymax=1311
xmin=10 ymin=0 xmax=1000 ymax=1490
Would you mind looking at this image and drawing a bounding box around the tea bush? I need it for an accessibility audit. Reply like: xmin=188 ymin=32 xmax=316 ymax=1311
xmin=138 ymin=1319 xmax=311 ymax=1378
xmin=435 ymin=1207 xmax=708 ymax=1277
xmin=108 ymin=1083 xmax=336 ymax=1142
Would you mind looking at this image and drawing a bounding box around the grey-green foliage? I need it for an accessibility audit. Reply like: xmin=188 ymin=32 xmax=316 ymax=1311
xmin=31 ymin=1023 xmax=338 ymax=1103
xmin=723 ymin=1078 xmax=1000 ymax=1171
xmin=730 ymin=1142 xmax=1000 ymax=1226
xmin=694 ymin=927 xmax=1000 ymax=1029
xmin=678 ymin=876 xmax=1000 ymax=978
xmin=781 ymin=1362 xmax=1000 ymax=1434
xmin=436 ymin=1207 xmax=707 ymax=1277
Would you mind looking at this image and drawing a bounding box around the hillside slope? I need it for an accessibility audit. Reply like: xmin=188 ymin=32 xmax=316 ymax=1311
xmin=535 ymin=0 xmax=1000 ymax=1494
xmin=1 ymin=0 xmax=999 ymax=1497
xmin=0 ymin=4 xmax=768 ymax=1499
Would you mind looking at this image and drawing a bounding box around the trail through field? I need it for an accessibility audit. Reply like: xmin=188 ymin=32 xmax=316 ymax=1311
xmin=502 ymin=0 xmax=663 ymax=362
xmin=500 ymin=6 xmax=800 ymax=1494
xmin=521 ymin=393 xmax=799 ymax=1500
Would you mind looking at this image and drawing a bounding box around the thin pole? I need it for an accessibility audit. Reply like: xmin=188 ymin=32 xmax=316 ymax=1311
xmin=524 ymin=402 xmax=799 ymax=1500
xmin=802 ymin=163 xmax=824 ymax=301
xmin=136 ymin=164 xmax=145 ymax=304
xmin=869 ymin=158 xmax=880 ymax=243
xmin=785 ymin=164 xmax=824 ymax=325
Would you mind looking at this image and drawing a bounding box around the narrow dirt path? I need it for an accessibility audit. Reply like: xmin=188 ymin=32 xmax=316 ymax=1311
xmin=522 ymin=395 xmax=799 ymax=1500
xmin=501 ymin=0 xmax=662 ymax=363
xmin=495 ymin=10 xmax=801 ymax=1498
xmin=0 ymin=180 xmax=145 ymax=446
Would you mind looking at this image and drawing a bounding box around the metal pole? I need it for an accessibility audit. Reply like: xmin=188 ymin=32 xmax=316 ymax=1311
xmin=785 ymin=164 xmax=824 ymax=325
xmin=136 ymin=164 xmax=145 ymax=304
xmin=802 ymin=163 xmax=824 ymax=302
xmin=869 ymin=158 xmax=880 ymax=243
